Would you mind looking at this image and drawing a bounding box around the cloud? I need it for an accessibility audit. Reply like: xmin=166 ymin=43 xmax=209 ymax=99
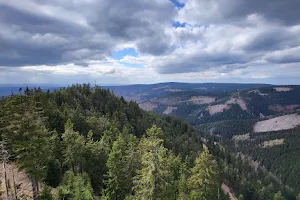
xmin=176 ymin=0 xmax=300 ymax=25
xmin=0 ymin=0 xmax=175 ymax=66
xmin=264 ymin=46 xmax=300 ymax=64
xmin=0 ymin=0 xmax=300 ymax=84
xmin=148 ymin=0 xmax=300 ymax=76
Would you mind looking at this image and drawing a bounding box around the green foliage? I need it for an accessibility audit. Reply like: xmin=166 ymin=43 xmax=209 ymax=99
xmin=0 ymin=84 xmax=208 ymax=199
xmin=56 ymin=171 xmax=94 ymax=200
xmin=197 ymin=119 xmax=254 ymax=139
xmin=102 ymin=133 xmax=139 ymax=200
xmin=39 ymin=186 xmax=54 ymax=200
xmin=132 ymin=125 xmax=180 ymax=200
xmin=62 ymin=120 xmax=87 ymax=173
xmin=177 ymin=163 xmax=189 ymax=200
xmin=1 ymin=95 xmax=54 ymax=199
xmin=45 ymin=159 xmax=62 ymax=187
xmin=232 ymin=127 xmax=300 ymax=193
xmin=187 ymin=150 xmax=220 ymax=200
xmin=209 ymin=142 xmax=297 ymax=200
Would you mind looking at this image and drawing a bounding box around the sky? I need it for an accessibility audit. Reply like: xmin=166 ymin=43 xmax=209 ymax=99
xmin=0 ymin=0 xmax=300 ymax=85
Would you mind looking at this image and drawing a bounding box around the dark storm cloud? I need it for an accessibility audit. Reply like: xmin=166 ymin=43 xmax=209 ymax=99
xmin=0 ymin=0 xmax=175 ymax=67
xmin=178 ymin=0 xmax=300 ymax=25
xmin=152 ymin=0 xmax=300 ymax=74
xmin=155 ymin=49 xmax=250 ymax=74
xmin=228 ymin=0 xmax=300 ymax=25
xmin=244 ymin=27 xmax=300 ymax=52
xmin=265 ymin=47 xmax=300 ymax=64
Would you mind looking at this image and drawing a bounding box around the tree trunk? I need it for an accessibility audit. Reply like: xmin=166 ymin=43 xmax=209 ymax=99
xmin=3 ymin=161 xmax=10 ymax=199
xmin=11 ymin=167 xmax=18 ymax=200
xmin=31 ymin=176 xmax=39 ymax=200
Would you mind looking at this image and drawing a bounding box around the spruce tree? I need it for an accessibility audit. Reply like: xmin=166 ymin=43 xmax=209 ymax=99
xmin=132 ymin=125 xmax=177 ymax=200
xmin=102 ymin=132 xmax=139 ymax=200
xmin=187 ymin=149 xmax=220 ymax=200
xmin=56 ymin=171 xmax=94 ymax=200
xmin=2 ymin=95 xmax=52 ymax=199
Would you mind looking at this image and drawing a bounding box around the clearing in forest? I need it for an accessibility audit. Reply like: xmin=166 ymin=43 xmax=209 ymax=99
xmin=254 ymin=113 xmax=300 ymax=133
xmin=207 ymin=98 xmax=247 ymax=115
xmin=163 ymin=106 xmax=177 ymax=114
xmin=274 ymin=87 xmax=293 ymax=92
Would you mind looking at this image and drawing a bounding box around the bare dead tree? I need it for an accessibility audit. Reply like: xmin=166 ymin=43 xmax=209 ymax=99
xmin=0 ymin=141 xmax=10 ymax=199
xmin=11 ymin=167 xmax=18 ymax=200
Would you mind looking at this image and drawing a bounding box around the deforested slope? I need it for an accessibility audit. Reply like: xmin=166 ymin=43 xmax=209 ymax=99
xmin=254 ymin=113 xmax=300 ymax=133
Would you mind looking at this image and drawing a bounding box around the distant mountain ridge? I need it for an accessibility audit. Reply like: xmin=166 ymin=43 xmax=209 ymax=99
xmin=102 ymin=82 xmax=300 ymax=194
xmin=0 ymin=82 xmax=270 ymax=97
xmin=0 ymin=84 xmax=63 ymax=97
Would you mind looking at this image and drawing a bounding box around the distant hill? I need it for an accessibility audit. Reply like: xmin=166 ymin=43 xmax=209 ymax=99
xmin=104 ymin=82 xmax=300 ymax=195
xmin=0 ymin=84 xmax=62 ymax=97
xmin=103 ymin=82 xmax=270 ymax=103
xmin=1 ymin=82 xmax=298 ymax=199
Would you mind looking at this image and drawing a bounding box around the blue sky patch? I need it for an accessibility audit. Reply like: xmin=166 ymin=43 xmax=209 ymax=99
xmin=112 ymin=48 xmax=138 ymax=60
xmin=172 ymin=21 xmax=186 ymax=28
xmin=170 ymin=0 xmax=185 ymax=8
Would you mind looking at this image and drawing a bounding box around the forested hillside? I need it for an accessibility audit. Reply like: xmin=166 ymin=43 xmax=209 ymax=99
xmin=0 ymin=84 xmax=228 ymax=200
xmin=1 ymin=84 xmax=299 ymax=200
xmin=106 ymin=84 xmax=300 ymax=199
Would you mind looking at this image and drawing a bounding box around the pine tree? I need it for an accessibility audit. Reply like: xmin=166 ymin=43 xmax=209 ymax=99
xmin=273 ymin=192 xmax=286 ymax=200
xmin=2 ymin=95 xmax=52 ymax=199
xmin=132 ymin=125 xmax=177 ymax=200
xmin=177 ymin=163 xmax=189 ymax=200
xmin=102 ymin=131 xmax=139 ymax=200
xmin=62 ymin=120 xmax=86 ymax=173
xmin=84 ymin=130 xmax=107 ymax=191
xmin=187 ymin=149 xmax=220 ymax=200
xmin=102 ymin=134 xmax=129 ymax=200
xmin=56 ymin=171 xmax=94 ymax=200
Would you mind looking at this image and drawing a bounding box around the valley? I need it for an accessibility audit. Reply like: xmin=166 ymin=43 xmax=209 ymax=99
xmin=106 ymin=82 xmax=300 ymax=199
xmin=1 ymin=83 xmax=300 ymax=199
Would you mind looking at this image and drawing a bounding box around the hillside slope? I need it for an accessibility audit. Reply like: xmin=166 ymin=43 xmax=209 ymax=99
xmin=1 ymin=84 xmax=225 ymax=200
xmin=106 ymin=83 xmax=300 ymax=198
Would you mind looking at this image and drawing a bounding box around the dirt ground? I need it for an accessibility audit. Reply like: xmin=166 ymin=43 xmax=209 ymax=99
xmin=221 ymin=183 xmax=237 ymax=200
xmin=0 ymin=163 xmax=33 ymax=199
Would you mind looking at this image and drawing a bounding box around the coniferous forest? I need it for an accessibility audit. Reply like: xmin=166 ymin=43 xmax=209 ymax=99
xmin=0 ymin=84 xmax=299 ymax=200
xmin=0 ymin=84 xmax=223 ymax=200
